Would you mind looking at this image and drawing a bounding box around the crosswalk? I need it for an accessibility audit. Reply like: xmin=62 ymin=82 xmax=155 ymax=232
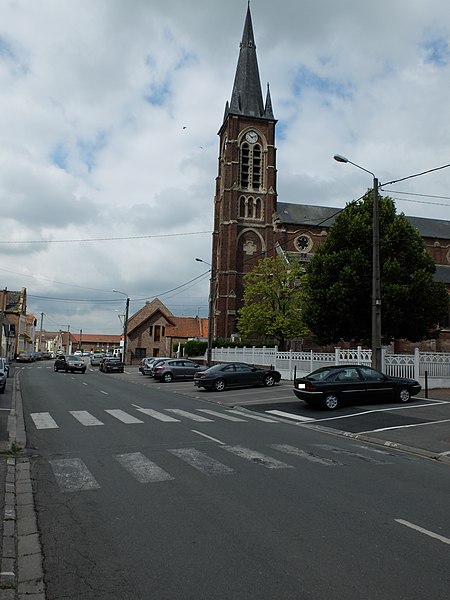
xmin=47 ymin=442 xmax=391 ymax=493
xmin=29 ymin=406 xmax=280 ymax=429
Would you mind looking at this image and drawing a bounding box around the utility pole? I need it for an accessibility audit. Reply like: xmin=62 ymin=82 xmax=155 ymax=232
xmin=39 ymin=312 xmax=44 ymax=352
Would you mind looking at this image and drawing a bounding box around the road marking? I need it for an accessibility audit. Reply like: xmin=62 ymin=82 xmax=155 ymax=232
xmin=270 ymin=444 xmax=340 ymax=466
xmin=100 ymin=390 xmax=109 ymax=395
xmin=314 ymin=444 xmax=385 ymax=464
xmin=82 ymin=382 xmax=88 ymax=386
xmin=104 ymin=410 xmax=144 ymax=424
xmin=395 ymin=519 xmax=450 ymax=545
xmin=266 ymin=410 xmax=315 ymax=422
xmin=196 ymin=409 xmax=247 ymax=422
xmin=50 ymin=458 xmax=100 ymax=492
xmin=30 ymin=412 xmax=59 ymax=429
xmin=168 ymin=448 xmax=235 ymax=475
xmin=70 ymin=411 xmax=104 ymax=426
xmin=134 ymin=407 xmax=180 ymax=422
xmin=226 ymin=409 xmax=278 ymax=423
xmin=166 ymin=409 xmax=213 ymax=422
xmin=223 ymin=445 xmax=293 ymax=469
xmin=312 ymin=401 xmax=448 ymax=423
xmin=115 ymin=453 xmax=174 ymax=483
xmin=358 ymin=417 xmax=450 ymax=434
xmin=439 ymin=450 xmax=450 ymax=456
xmin=192 ymin=430 xmax=225 ymax=444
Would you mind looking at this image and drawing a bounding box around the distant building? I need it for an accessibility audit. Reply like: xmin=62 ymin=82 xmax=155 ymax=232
xmin=0 ymin=287 xmax=29 ymax=359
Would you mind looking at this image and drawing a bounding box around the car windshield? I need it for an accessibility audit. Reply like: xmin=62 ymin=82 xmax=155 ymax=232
xmin=67 ymin=356 xmax=80 ymax=360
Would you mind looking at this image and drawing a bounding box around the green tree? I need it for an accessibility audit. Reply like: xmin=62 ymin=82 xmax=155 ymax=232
xmin=237 ymin=255 xmax=308 ymax=350
xmin=303 ymin=193 xmax=449 ymax=344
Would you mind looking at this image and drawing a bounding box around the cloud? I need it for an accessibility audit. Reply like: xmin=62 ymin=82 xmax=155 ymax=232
xmin=1 ymin=0 xmax=449 ymax=333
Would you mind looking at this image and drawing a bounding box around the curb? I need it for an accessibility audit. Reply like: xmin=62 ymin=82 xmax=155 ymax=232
xmin=0 ymin=373 xmax=45 ymax=599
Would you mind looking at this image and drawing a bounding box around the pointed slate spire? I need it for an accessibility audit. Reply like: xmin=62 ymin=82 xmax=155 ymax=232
xmin=264 ymin=82 xmax=274 ymax=119
xmin=227 ymin=5 xmax=273 ymax=120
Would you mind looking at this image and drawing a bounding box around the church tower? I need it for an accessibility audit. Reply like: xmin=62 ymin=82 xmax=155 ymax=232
xmin=212 ymin=5 xmax=277 ymax=340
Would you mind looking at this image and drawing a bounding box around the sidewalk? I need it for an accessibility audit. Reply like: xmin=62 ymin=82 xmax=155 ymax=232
xmin=0 ymin=373 xmax=45 ymax=599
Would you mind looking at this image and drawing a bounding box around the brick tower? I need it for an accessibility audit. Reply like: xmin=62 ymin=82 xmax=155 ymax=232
xmin=211 ymin=5 xmax=277 ymax=340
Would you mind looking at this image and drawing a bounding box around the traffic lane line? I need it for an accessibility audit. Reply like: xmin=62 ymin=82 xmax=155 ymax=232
xmin=395 ymin=519 xmax=450 ymax=545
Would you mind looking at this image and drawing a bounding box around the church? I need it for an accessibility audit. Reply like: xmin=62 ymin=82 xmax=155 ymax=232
xmin=210 ymin=5 xmax=450 ymax=343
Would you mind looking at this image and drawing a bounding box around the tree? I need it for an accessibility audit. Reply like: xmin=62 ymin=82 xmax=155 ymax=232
xmin=303 ymin=193 xmax=449 ymax=345
xmin=237 ymin=255 xmax=308 ymax=350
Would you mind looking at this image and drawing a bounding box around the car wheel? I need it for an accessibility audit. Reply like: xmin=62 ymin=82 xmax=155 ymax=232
xmin=322 ymin=393 xmax=340 ymax=410
xmin=263 ymin=374 xmax=276 ymax=387
xmin=213 ymin=378 xmax=226 ymax=392
xmin=0 ymin=387 xmax=5 ymax=394
xmin=398 ymin=387 xmax=411 ymax=403
xmin=163 ymin=372 xmax=173 ymax=383
xmin=82 ymin=368 xmax=86 ymax=374
xmin=64 ymin=367 xmax=68 ymax=373
xmin=54 ymin=365 xmax=58 ymax=372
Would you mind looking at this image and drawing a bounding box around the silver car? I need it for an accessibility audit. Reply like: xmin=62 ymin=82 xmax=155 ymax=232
xmin=152 ymin=359 xmax=206 ymax=383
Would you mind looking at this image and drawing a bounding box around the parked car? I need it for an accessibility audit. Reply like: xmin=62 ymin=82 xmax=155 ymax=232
xmin=90 ymin=353 xmax=104 ymax=367
xmin=0 ymin=361 xmax=7 ymax=393
xmin=152 ymin=359 xmax=206 ymax=383
xmin=139 ymin=357 xmax=159 ymax=375
xmin=193 ymin=362 xmax=281 ymax=392
xmin=148 ymin=357 xmax=172 ymax=377
xmin=0 ymin=358 xmax=10 ymax=378
xmin=292 ymin=365 xmax=422 ymax=410
xmin=54 ymin=355 xmax=86 ymax=374
xmin=16 ymin=352 xmax=34 ymax=363
xmin=99 ymin=357 xmax=124 ymax=373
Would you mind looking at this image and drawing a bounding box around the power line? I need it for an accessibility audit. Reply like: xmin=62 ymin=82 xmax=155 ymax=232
xmin=0 ymin=230 xmax=211 ymax=245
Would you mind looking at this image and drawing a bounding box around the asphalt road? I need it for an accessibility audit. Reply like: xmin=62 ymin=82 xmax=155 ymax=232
xmin=16 ymin=362 xmax=450 ymax=599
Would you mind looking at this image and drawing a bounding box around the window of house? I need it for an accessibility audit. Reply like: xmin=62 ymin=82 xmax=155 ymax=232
xmin=154 ymin=326 xmax=160 ymax=342
xmin=148 ymin=326 xmax=153 ymax=336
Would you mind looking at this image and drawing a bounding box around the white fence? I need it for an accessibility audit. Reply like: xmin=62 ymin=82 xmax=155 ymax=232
xmin=211 ymin=346 xmax=450 ymax=389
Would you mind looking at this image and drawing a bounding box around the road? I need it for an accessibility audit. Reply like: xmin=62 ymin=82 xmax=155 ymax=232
xmin=18 ymin=362 xmax=450 ymax=599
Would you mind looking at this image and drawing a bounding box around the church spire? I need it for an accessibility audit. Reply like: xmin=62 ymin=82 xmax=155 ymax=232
xmin=226 ymin=5 xmax=274 ymax=121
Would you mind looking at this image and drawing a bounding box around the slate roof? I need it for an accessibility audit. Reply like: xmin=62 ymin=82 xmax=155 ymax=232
xmin=276 ymin=202 xmax=450 ymax=239
xmin=224 ymin=5 xmax=274 ymax=122
xmin=127 ymin=298 xmax=175 ymax=336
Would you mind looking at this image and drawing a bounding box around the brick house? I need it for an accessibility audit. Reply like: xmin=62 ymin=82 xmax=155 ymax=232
xmin=126 ymin=298 xmax=208 ymax=362
xmin=0 ymin=287 xmax=29 ymax=359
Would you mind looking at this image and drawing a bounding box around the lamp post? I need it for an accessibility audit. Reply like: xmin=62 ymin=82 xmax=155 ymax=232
xmin=333 ymin=154 xmax=381 ymax=371
xmin=195 ymin=258 xmax=214 ymax=366
xmin=113 ymin=289 xmax=130 ymax=365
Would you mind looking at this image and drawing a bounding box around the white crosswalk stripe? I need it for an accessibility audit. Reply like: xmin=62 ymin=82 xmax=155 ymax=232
xmin=270 ymin=444 xmax=340 ymax=466
xmin=222 ymin=445 xmax=293 ymax=469
xmin=50 ymin=458 xmax=100 ymax=492
xmin=115 ymin=453 xmax=174 ymax=483
xmin=70 ymin=411 xmax=104 ymax=426
xmin=165 ymin=409 xmax=213 ymax=422
xmin=30 ymin=412 xmax=59 ymax=429
xmin=104 ymin=409 xmax=144 ymax=424
xmin=196 ymin=409 xmax=247 ymax=422
xmin=226 ymin=409 xmax=278 ymax=423
xmin=135 ymin=407 xmax=180 ymax=422
xmin=168 ymin=448 xmax=235 ymax=476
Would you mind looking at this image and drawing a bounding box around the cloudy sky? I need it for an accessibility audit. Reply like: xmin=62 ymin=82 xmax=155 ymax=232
xmin=1 ymin=0 xmax=450 ymax=335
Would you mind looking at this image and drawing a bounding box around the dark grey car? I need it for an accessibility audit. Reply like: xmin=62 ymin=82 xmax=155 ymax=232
xmin=152 ymin=359 xmax=206 ymax=383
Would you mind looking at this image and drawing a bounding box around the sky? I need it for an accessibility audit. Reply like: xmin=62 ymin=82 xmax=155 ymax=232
xmin=1 ymin=0 xmax=450 ymax=335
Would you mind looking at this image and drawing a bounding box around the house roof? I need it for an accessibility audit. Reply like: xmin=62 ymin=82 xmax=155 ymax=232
xmin=166 ymin=317 xmax=209 ymax=340
xmin=71 ymin=333 xmax=121 ymax=344
xmin=276 ymin=202 xmax=450 ymax=240
xmin=127 ymin=298 xmax=176 ymax=336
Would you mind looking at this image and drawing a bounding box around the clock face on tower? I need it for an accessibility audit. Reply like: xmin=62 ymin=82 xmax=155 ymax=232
xmin=245 ymin=130 xmax=258 ymax=144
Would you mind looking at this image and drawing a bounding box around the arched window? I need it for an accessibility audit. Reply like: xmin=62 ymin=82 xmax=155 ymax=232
xmin=239 ymin=141 xmax=263 ymax=191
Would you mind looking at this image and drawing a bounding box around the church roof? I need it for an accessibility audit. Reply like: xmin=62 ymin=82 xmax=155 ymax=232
xmin=276 ymin=201 xmax=450 ymax=240
xmin=225 ymin=5 xmax=274 ymax=121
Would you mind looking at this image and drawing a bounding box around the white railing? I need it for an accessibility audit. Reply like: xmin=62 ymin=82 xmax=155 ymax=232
xmin=211 ymin=346 xmax=450 ymax=389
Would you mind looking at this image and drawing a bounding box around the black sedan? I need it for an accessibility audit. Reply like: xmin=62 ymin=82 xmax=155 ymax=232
xmin=54 ymin=355 xmax=86 ymax=374
xmin=100 ymin=357 xmax=124 ymax=373
xmin=293 ymin=365 xmax=421 ymax=410
xmin=194 ymin=362 xmax=281 ymax=392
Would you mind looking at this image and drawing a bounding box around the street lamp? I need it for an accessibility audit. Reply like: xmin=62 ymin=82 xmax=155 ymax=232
xmin=195 ymin=258 xmax=214 ymax=366
xmin=113 ymin=289 xmax=130 ymax=365
xmin=333 ymin=154 xmax=381 ymax=371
